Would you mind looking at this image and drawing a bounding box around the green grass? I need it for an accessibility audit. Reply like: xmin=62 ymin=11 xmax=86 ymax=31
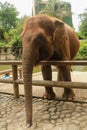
xmin=80 ymin=39 xmax=87 ymax=44
xmin=0 ymin=65 xmax=11 ymax=71
xmin=33 ymin=66 xmax=41 ymax=73
xmin=72 ymin=66 xmax=87 ymax=71
xmin=0 ymin=65 xmax=41 ymax=73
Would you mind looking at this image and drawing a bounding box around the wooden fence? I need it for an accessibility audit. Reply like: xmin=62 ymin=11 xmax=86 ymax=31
xmin=0 ymin=67 xmax=22 ymax=78
xmin=0 ymin=60 xmax=87 ymax=98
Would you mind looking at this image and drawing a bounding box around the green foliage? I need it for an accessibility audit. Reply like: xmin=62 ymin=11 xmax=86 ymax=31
xmin=0 ymin=27 xmax=4 ymax=40
xmin=0 ymin=2 xmax=19 ymax=32
xmin=76 ymin=40 xmax=87 ymax=59
xmin=0 ymin=65 xmax=11 ymax=71
xmin=0 ymin=40 xmax=6 ymax=46
xmin=35 ymin=0 xmax=46 ymax=14
xmin=0 ymin=1 xmax=25 ymax=47
xmin=79 ymin=9 xmax=87 ymax=38
xmin=38 ymin=0 xmax=60 ymax=16
xmin=0 ymin=15 xmax=27 ymax=47
xmin=6 ymin=16 xmax=27 ymax=47
xmin=35 ymin=0 xmax=73 ymax=27
xmin=7 ymin=22 xmax=22 ymax=47
xmin=0 ymin=23 xmax=22 ymax=47
xmin=76 ymin=32 xmax=84 ymax=40
xmin=60 ymin=1 xmax=73 ymax=27
xmin=33 ymin=66 xmax=41 ymax=73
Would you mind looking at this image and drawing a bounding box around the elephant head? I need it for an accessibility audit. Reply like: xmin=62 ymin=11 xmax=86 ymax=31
xmin=22 ymin=14 xmax=80 ymax=127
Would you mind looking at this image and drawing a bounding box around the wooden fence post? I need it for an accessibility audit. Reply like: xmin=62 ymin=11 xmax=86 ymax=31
xmin=19 ymin=68 xmax=22 ymax=78
xmin=12 ymin=65 xmax=19 ymax=98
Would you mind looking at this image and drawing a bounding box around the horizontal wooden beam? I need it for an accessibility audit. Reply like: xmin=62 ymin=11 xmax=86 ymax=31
xmin=0 ymin=78 xmax=13 ymax=83
xmin=0 ymin=61 xmax=22 ymax=65
xmin=40 ymin=60 xmax=87 ymax=66
xmin=0 ymin=78 xmax=87 ymax=89
xmin=0 ymin=60 xmax=87 ymax=66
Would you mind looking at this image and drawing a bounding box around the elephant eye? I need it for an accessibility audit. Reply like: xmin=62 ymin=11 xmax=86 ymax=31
xmin=34 ymin=33 xmax=47 ymax=45
xmin=28 ymin=36 xmax=32 ymax=42
xmin=37 ymin=33 xmax=45 ymax=41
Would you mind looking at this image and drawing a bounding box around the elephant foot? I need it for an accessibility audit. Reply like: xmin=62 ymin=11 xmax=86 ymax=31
xmin=26 ymin=120 xmax=32 ymax=128
xmin=43 ymin=91 xmax=56 ymax=100
xmin=62 ymin=88 xmax=75 ymax=100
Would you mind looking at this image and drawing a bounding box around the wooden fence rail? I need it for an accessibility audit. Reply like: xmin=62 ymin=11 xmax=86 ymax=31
xmin=0 ymin=78 xmax=87 ymax=89
xmin=0 ymin=60 xmax=87 ymax=98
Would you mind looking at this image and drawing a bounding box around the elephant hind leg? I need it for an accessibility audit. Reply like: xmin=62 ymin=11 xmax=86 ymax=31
xmin=58 ymin=66 xmax=75 ymax=100
xmin=41 ymin=65 xmax=55 ymax=99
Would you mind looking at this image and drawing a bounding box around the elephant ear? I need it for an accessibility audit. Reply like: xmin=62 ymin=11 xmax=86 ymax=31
xmin=53 ymin=19 xmax=70 ymax=60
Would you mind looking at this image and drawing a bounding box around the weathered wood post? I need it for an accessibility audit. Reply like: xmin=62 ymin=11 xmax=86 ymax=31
xmin=19 ymin=68 xmax=22 ymax=79
xmin=12 ymin=65 xmax=19 ymax=98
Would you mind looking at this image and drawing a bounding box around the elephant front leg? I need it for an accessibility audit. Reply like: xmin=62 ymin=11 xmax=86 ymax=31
xmin=58 ymin=66 xmax=75 ymax=100
xmin=41 ymin=65 xmax=56 ymax=99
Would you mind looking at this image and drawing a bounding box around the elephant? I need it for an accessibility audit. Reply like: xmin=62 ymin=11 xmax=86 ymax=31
xmin=22 ymin=14 xmax=80 ymax=127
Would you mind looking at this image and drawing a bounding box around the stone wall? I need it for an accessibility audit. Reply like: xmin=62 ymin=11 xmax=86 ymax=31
xmin=0 ymin=47 xmax=22 ymax=60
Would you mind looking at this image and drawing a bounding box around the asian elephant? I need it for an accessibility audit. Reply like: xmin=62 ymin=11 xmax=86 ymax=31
xmin=22 ymin=14 xmax=80 ymax=127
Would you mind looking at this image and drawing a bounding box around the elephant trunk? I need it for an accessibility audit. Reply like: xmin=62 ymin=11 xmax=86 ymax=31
xmin=22 ymin=50 xmax=35 ymax=127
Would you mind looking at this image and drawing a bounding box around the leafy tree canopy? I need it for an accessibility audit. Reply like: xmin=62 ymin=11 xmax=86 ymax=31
xmin=76 ymin=42 xmax=87 ymax=60
xmin=0 ymin=2 xmax=27 ymax=47
xmin=79 ymin=9 xmax=87 ymax=38
xmin=0 ymin=27 xmax=4 ymax=40
xmin=4 ymin=15 xmax=28 ymax=47
xmin=0 ymin=2 xmax=19 ymax=32
xmin=35 ymin=0 xmax=73 ymax=27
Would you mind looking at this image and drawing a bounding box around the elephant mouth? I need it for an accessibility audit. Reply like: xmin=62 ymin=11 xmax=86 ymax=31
xmin=34 ymin=57 xmax=48 ymax=66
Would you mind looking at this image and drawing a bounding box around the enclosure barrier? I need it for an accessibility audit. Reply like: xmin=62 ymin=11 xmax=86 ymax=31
xmin=0 ymin=67 xmax=22 ymax=78
xmin=0 ymin=60 xmax=87 ymax=98
xmin=0 ymin=60 xmax=87 ymax=127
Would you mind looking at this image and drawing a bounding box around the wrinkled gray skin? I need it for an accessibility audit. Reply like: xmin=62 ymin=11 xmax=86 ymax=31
xmin=22 ymin=15 xmax=80 ymax=127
